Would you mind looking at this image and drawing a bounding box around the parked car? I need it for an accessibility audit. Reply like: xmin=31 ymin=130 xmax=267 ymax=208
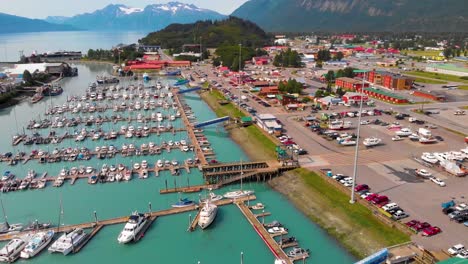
xmin=360 ymin=192 xmax=372 ymax=199
xmin=354 ymin=184 xmax=369 ymax=192
xmin=365 ymin=193 xmax=379 ymax=201
xmin=430 ymin=177 xmax=446 ymax=187
xmin=382 ymin=203 xmax=399 ymax=212
xmin=371 ymin=195 xmax=389 ymax=205
xmin=392 ymin=211 xmax=410 ymax=220
xmin=421 ymin=226 xmax=441 ymax=236
xmin=456 ymin=250 xmax=468 ymax=259
xmin=413 ymin=222 xmax=431 ymax=232
xmin=405 ymin=220 xmax=420 ymax=228
xmin=449 ymin=210 xmax=462 ymax=219
xmin=447 ymin=244 xmax=465 ymax=255
xmin=443 ymin=207 xmax=456 ymax=215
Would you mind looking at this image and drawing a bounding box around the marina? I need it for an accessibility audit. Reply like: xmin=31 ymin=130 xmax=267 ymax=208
xmin=0 ymin=63 xmax=355 ymax=264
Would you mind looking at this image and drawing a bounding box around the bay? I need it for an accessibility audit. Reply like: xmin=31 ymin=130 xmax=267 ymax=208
xmin=0 ymin=51 xmax=355 ymax=263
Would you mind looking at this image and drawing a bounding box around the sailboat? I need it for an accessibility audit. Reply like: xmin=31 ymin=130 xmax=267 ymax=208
xmin=0 ymin=197 xmax=23 ymax=234
xmin=223 ymin=159 xmax=254 ymax=199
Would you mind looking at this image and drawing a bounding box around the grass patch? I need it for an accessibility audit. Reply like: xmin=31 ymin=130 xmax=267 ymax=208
xmin=414 ymin=77 xmax=447 ymax=84
xmin=403 ymin=50 xmax=442 ymax=57
xmin=460 ymin=106 xmax=468 ymax=110
xmin=406 ymin=71 xmax=468 ymax=83
xmin=294 ymin=169 xmax=410 ymax=255
xmin=458 ymin=85 xmax=468 ymax=90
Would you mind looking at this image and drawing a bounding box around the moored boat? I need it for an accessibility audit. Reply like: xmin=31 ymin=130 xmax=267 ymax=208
xmin=20 ymin=230 xmax=55 ymax=259
xmin=48 ymin=228 xmax=88 ymax=255
xmin=198 ymin=200 xmax=218 ymax=229
xmin=117 ymin=211 xmax=148 ymax=244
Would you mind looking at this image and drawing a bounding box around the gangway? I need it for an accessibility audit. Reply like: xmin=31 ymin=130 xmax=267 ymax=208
xmin=194 ymin=116 xmax=229 ymax=128
xmin=177 ymin=87 xmax=201 ymax=94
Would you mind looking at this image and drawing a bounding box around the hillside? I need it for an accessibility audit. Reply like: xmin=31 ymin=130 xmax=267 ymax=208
xmin=139 ymin=16 xmax=271 ymax=49
xmin=45 ymin=2 xmax=226 ymax=31
xmin=0 ymin=12 xmax=77 ymax=34
xmin=231 ymin=0 xmax=468 ymax=32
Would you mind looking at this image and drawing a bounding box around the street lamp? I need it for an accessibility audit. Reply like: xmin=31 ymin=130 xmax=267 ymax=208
xmin=238 ymin=43 xmax=242 ymax=105
xmin=349 ymin=69 xmax=368 ymax=204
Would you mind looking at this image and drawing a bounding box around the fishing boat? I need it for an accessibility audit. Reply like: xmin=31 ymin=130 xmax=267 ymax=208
xmin=171 ymin=198 xmax=196 ymax=208
xmin=287 ymin=247 xmax=309 ymax=258
xmin=48 ymin=228 xmax=88 ymax=255
xmin=198 ymin=199 xmax=218 ymax=230
xmin=0 ymin=235 xmax=32 ymax=262
xmin=363 ymin=137 xmax=382 ymax=147
xmin=20 ymin=230 xmax=55 ymax=259
xmin=117 ymin=211 xmax=148 ymax=244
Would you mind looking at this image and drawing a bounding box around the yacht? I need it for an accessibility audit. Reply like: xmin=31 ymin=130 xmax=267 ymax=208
xmin=20 ymin=230 xmax=55 ymax=259
xmin=223 ymin=189 xmax=254 ymax=199
xmin=2 ymin=171 xmax=15 ymax=181
xmin=0 ymin=235 xmax=32 ymax=262
xmin=117 ymin=212 xmax=148 ymax=244
xmin=363 ymin=137 xmax=382 ymax=147
xmin=48 ymin=228 xmax=88 ymax=255
xmin=171 ymin=198 xmax=196 ymax=208
xmin=141 ymin=160 xmax=148 ymax=169
xmin=198 ymin=200 xmax=218 ymax=229
xmin=199 ymin=189 xmax=223 ymax=203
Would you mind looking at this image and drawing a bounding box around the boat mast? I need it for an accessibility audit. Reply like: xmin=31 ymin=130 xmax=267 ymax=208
xmin=0 ymin=196 xmax=9 ymax=227
xmin=240 ymin=158 xmax=243 ymax=191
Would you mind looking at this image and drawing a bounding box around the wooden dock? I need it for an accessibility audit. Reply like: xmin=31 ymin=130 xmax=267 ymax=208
xmin=236 ymin=202 xmax=292 ymax=264
xmin=187 ymin=210 xmax=201 ymax=232
xmin=73 ymin=224 xmax=104 ymax=253
xmin=159 ymin=184 xmax=218 ymax=194
xmin=134 ymin=215 xmax=157 ymax=242
xmin=280 ymin=241 xmax=299 ymax=249
xmin=0 ymin=195 xmax=256 ymax=242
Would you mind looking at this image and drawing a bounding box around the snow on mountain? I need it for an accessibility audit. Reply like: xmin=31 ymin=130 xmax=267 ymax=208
xmin=118 ymin=6 xmax=144 ymax=15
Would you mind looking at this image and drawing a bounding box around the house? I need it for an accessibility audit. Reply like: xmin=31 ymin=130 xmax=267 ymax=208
xmin=335 ymin=77 xmax=369 ymax=91
xmin=316 ymin=96 xmax=342 ymax=108
xmin=342 ymin=92 xmax=369 ymax=104
xmin=279 ymin=94 xmax=299 ymax=106
xmin=252 ymin=56 xmax=270 ymax=65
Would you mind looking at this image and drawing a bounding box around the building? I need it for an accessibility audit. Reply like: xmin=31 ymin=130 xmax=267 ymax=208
xmin=342 ymin=92 xmax=369 ymax=104
xmin=256 ymin=114 xmax=282 ymax=135
xmin=316 ymin=96 xmax=342 ymax=108
xmin=259 ymin=86 xmax=279 ymax=96
xmin=425 ymin=63 xmax=468 ymax=77
xmin=252 ymin=56 xmax=270 ymax=65
xmin=363 ymin=87 xmax=409 ymax=104
xmin=367 ymin=71 xmax=414 ymax=90
xmin=3 ymin=62 xmax=73 ymax=78
xmin=278 ymin=94 xmax=299 ymax=106
xmin=335 ymin=77 xmax=369 ymax=91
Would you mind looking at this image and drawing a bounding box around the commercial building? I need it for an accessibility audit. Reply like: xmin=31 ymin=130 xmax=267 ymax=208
xmin=425 ymin=63 xmax=468 ymax=77
xmin=256 ymin=114 xmax=282 ymax=135
xmin=363 ymin=87 xmax=409 ymax=104
xmin=367 ymin=71 xmax=414 ymax=90
xmin=3 ymin=62 xmax=73 ymax=78
xmin=342 ymin=92 xmax=369 ymax=104
xmin=335 ymin=77 xmax=369 ymax=91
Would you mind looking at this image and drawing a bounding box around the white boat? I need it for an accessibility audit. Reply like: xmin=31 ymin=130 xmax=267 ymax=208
xmin=198 ymin=200 xmax=218 ymax=229
xmin=363 ymin=137 xmax=382 ymax=147
xmin=391 ymin=135 xmax=404 ymax=141
xmin=141 ymin=160 xmax=148 ymax=169
xmin=419 ymin=137 xmax=438 ymax=144
xmin=133 ymin=163 xmax=140 ymax=170
xmin=268 ymin=226 xmax=287 ymax=234
xmin=396 ymin=128 xmax=412 ymax=137
xmin=156 ymin=160 xmax=163 ymax=168
xmin=117 ymin=212 xmax=148 ymax=244
xmin=0 ymin=235 xmax=32 ymax=262
xmin=409 ymin=133 xmax=420 ymax=141
xmin=224 ymin=190 xmax=254 ymax=199
xmin=287 ymin=247 xmax=309 ymax=258
xmin=251 ymin=203 xmax=265 ymax=210
xmin=421 ymin=153 xmax=439 ymax=164
xmin=48 ymin=228 xmax=87 ymax=255
xmin=415 ymin=169 xmax=432 ymax=178
xmin=20 ymin=230 xmax=55 ymax=259
xmin=199 ymin=190 xmax=223 ymax=203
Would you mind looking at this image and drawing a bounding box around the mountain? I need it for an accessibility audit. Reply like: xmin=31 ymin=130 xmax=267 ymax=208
xmin=0 ymin=12 xmax=77 ymax=34
xmin=231 ymin=0 xmax=468 ymax=32
xmin=45 ymin=2 xmax=226 ymax=31
xmin=139 ymin=16 xmax=271 ymax=49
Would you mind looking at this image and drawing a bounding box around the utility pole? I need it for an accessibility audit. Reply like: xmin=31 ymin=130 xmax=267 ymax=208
xmin=238 ymin=43 xmax=242 ymax=105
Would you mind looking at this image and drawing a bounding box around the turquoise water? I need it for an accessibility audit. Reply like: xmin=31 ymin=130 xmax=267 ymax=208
xmin=0 ymin=63 xmax=355 ymax=263
xmin=0 ymin=31 xmax=148 ymax=62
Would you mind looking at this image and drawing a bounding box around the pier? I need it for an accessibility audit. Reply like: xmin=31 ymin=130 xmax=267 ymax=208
xmin=0 ymin=195 xmax=256 ymax=242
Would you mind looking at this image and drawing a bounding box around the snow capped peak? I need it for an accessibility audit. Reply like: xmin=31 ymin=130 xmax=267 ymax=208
xmin=151 ymin=1 xmax=204 ymax=14
xmin=118 ymin=6 xmax=143 ymax=15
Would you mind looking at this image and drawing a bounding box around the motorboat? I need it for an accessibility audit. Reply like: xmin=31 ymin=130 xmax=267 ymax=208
xmin=23 ymin=220 xmax=51 ymax=232
xmin=396 ymin=128 xmax=412 ymax=137
xmin=139 ymin=169 xmax=148 ymax=179
xmin=223 ymin=190 xmax=254 ymax=199
xmin=198 ymin=200 xmax=218 ymax=229
xmin=171 ymin=198 xmax=196 ymax=208
xmin=251 ymin=203 xmax=265 ymax=210
xmin=280 ymin=236 xmax=297 ymax=245
xmin=133 ymin=163 xmax=141 ymax=170
xmin=363 ymin=137 xmax=382 ymax=147
xmin=421 ymin=153 xmax=439 ymax=164
xmin=48 ymin=228 xmax=88 ymax=255
xmin=117 ymin=211 xmax=148 ymax=244
xmin=20 ymin=230 xmax=55 ymax=259
xmin=415 ymin=169 xmax=432 ymax=178
xmin=409 ymin=133 xmax=420 ymax=141
xmin=2 ymin=171 xmax=15 ymax=181
xmin=141 ymin=160 xmax=148 ymax=169
xmin=0 ymin=235 xmax=32 ymax=262
xmin=267 ymin=226 xmax=287 ymax=234
xmin=419 ymin=137 xmax=438 ymax=144
xmin=85 ymin=166 xmax=94 ymax=174
xmin=287 ymin=247 xmax=309 ymax=258
xmin=156 ymin=160 xmax=163 ymax=168
xmin=264 ymin=221 xmax=282 ymax=228
xmin=123 ymin=170 xmax=132 ymax=181
xmin=199 ymin=190 xmax=223 ymax=203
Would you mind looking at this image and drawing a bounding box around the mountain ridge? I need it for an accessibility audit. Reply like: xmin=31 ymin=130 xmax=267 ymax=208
xmin=45 ymin=2 xmax=226 ymax=31
xmin=0 ymin=12 xmax=78 ymax=34
xmin=231 ymin=0 xmax=468 ymax=32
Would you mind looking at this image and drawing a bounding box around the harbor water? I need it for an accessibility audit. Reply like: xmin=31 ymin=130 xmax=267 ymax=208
xmin=0 ymin=63 xmax=355 ymax=263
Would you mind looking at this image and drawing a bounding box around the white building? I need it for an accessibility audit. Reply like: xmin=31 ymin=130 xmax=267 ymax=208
xmin=256 ymin=114 xmax=282 ymax=135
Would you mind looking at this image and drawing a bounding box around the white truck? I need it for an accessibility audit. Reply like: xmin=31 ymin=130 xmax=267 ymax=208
xmin=418 ymin=128 xmax=432 ymax=138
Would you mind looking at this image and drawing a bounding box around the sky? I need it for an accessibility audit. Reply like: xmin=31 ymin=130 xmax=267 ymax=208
xmin=0 ymin=0 xmax=249 ymax=18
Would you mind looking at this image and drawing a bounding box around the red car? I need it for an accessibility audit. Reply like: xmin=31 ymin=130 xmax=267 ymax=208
xmin=405 ymin=220 xmax=420 ymax=228
xmin=365 ymin=193 xmax=378 ymax=201
xmin=372 ymin=195 xmax=389 ymax=205
xmin=354 ymin=184 xmax=369 ymax=192
xmin=413 ymin=222 xmax=431 ymax=232
xmin=422 ymin=226 xmax=441 ymax=236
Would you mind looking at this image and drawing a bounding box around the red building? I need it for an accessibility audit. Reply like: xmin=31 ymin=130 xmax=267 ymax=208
xmin=366 ymin=71 xmax=413 ymax=90
xmin=335 ymin=77 xmax=369 ymax=91
xmin=342 ymin=92 xmax=369 ymax=104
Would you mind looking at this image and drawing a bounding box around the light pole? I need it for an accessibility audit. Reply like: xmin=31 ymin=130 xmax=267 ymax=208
xmin=349 ymin=69 xmax=368 ymax=204
xmin=238 ymin=43 xmax=242 ymax=105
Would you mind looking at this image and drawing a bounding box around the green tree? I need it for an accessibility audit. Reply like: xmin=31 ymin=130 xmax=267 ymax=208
xmin=336 ymin=87 xmax=346 ymax=97
xmin=443 ymin=48 xmax=453 ymax=59
xmin=23 ymin=70 xmax=34 ymax=86
xmin=335 ymin=51 xmax=344 ymax=61
xmin=314 ymin=90 xmax=324 ymax=98
xmin=343 ymin=67 xmax=356 ymax=78
xmin=325 ymin=70 xmax=335 ymax=83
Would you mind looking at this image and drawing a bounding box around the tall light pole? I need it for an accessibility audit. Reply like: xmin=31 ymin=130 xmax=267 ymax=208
xmin=349 ymin=69 xmax=368 ymax=204
xmin=238 ymin=43 xmax=242 ymax=105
